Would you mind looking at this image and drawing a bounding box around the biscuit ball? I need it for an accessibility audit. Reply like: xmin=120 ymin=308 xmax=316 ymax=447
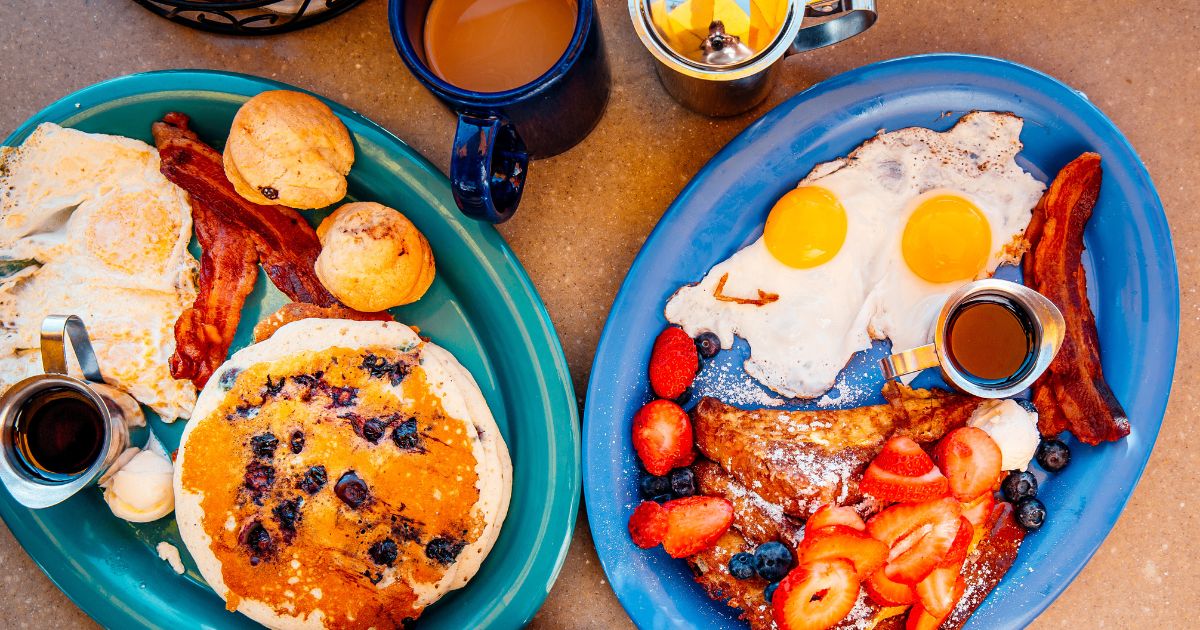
xmin=315 ymin=202 xmax=436 ymax=312
xmin=224 ymin=90 xmax=354 ymax=209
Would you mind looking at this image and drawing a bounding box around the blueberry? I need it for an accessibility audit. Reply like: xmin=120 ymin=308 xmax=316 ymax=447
xmin=1015 ymin=399 xmax=1038 ymax=414
xmin=262 ymin=374 xmax=286 ymax=397
xmin=328 ymin=386 xmax=358 ymax=407
xmin=426 ymin=536 xmax=466 ymax=565
xmin=764 ymin=582 xmax=779 ymax=602
xmin=361 ymin=417 xmax=387 ymax=443
xmin=674 ymin=387 xmax=692 ymax=406
xmin=241 ymin=521 xmax=273 ymax=558
xmin=392 ymin=418 xmax=424 ymax=451
xmin=273 ymin=498 xmax=302 ymax=533
xmin=1036 ymin=439 xmax=1071 ymax=472
xmin=243 ymin=461 xmax=275 ymax=500
xmin=728 ymin=552 xmax=755 ymax=579
xmin=1001 ymin=470 xmax=1038 ymax=502
xmin=640 ymin=474 xmax=672 ymax=501
xmin=289 ymin=430 xmax=305 ymax=454
xmin=695 ymin=332 xmax=721 ymax=359
xmin=298 ymin=465 xmax=327 ymax=494
xmin=1015 ymin=497 xmax=1046 ymax=530
xmin=335 ymin=471 xmax=369 ymax=508
xmin=669 ymin=468 xmax=696 ymax=498
xmin=368 ymin=539 xmax=399 ymax=566
xmin=250 ymin=432 xmax=279 ymax=459
xmin=753 ymin=541 xmax=792 ymax=582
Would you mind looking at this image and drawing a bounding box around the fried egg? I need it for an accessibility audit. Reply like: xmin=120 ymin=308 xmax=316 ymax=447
xmin=0 ymin=123 xmax=199 ymax=420
xmin=665 ymin=112 xmax=1046 ymax=399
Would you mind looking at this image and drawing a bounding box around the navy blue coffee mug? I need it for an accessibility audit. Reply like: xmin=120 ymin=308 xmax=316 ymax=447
xmin=389 ymin=0 xmax=611 ymax=223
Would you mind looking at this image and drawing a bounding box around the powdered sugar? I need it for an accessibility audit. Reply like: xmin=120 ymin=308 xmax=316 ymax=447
xmin=693 ymin=356 xmax=786 ymax=407
xmin=766 ymin=444 xmax=858 ymax=508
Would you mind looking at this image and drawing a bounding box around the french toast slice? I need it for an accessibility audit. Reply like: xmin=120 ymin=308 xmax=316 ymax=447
xmin=692 ymin=386 xmax=984 ymax=520
xmin=686 ymin=387 xmax=1025 ymax=629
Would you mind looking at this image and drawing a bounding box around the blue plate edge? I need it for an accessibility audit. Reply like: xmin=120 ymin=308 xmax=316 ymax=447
xmin=583 ymin=52 xmax=1181 ymax=630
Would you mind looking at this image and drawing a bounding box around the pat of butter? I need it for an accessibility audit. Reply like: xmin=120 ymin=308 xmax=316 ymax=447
xmin=102 ymin=448 xmax=174 ymax=522
xmin=968 ymin=399 xmax=1040 ymax=471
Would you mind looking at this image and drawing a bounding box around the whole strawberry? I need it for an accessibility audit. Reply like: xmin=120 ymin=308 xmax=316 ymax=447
xmin=649 ymin=327 xmax=699 ymax=400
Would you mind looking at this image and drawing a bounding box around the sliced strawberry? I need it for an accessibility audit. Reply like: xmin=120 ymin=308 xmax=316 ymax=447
xmin=660 ymin=495 xmax=733 ymax=558
xmin=874 ymin=436 xmax=935 ymax=476
xmin=627 ymin=501 xmax=667 ymax=549
xmin=859 ymin=464 xmax=948 ymax=504
xmin=865 ymin=567 xmax=917 ymax=606
xmin=772 ymin=559 xmax=860 ymax=630
xmin=648 ymin=327 xmax=699 ymax=400
xmin=867 ymin=497 xmax=961 ymax=584
xmin=632 ymin=400 xmax=695 ymax=476
xmin=941 ymin=517 xmax=974 ymax=569
xmin=914 ymin=564 xmax=967 ymax=618
xmin=933 ymin=427 xmax=1003 ymax=502
xmin=799 ymin=525 xmax=888 ymax=579
xmin=905 ymin=602 xmax=949 ymax=630
xmin=961 ymin=491 xmax=995 ymax=528
xmin=807 ymin=504 xmax=866 ymax=534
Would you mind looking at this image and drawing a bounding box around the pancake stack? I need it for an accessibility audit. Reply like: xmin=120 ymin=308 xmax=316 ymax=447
xmin=174 ymin=320 xmax=511 ymax=629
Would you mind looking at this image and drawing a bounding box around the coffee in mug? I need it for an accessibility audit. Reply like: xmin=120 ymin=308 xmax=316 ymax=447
xmin=424 ymin=0 xmax=578 ymax=93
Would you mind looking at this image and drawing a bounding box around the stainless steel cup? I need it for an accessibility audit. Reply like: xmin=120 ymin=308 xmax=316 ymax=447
xmin=880 ymin=280 xmax=1066 ymax=399
xmin=0 ymin=315 xmax=142 ymax=508
xmin=629 ymin=0 xmax=877 ymax=116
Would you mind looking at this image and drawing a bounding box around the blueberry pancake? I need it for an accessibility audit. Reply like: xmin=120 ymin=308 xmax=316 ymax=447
xmin=174 ymin=320 xmax=511 ymax=629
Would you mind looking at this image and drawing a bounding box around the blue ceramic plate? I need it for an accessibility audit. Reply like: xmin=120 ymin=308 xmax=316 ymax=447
xmin=584 ymin=54 xmax=1178 ymax=629
xmin=0 ymin=70 xmax=579 ymax=629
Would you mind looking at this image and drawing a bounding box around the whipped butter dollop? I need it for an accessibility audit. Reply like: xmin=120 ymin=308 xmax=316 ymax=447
xmin=102 ymin=448 xmax=175 ymax=522
xmin=968 ymin=399 xmax=1040 ymax=471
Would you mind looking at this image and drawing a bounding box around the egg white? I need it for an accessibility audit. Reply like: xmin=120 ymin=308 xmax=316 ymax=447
xmin=0 ymin=123 xmax=199 ymax=420
xmin=665 ymin=112 xmax=1046 ymax=399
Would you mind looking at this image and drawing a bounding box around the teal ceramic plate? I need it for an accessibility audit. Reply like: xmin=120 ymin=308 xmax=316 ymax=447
xmin=0 ymin=70 xmax=579 ymax=629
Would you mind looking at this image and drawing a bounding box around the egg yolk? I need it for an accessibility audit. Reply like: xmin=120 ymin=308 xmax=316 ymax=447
xmin=763 ymin=186 xmax=847 ymax=269
xmin=902 ymin=194 xmax=992 ymax=283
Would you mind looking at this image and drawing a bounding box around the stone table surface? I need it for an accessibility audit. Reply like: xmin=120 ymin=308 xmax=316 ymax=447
xmin=1 ymin=1 xmax=1197 ymax=628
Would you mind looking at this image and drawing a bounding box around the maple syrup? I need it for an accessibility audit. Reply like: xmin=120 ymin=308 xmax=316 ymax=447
xmin=946 ymin=298 xmax=1035 ymax=385
xmin=12 ymin=387 xmax=104 ymax=481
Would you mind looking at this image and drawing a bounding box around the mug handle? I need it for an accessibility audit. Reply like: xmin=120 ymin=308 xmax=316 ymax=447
xmin=450 ymin=113 xmax=529 ymax=223
xmin=40 ymin=314 xmax=103 ymax=382
xmin=879 ymin=343 xmax=939 ymax=380
xmin=790 ymin=0 xmax=878 ymax=53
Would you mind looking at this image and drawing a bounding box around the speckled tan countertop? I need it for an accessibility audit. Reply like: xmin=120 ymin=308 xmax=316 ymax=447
xmin=1 ymin=1 xmax=1196 ymax=628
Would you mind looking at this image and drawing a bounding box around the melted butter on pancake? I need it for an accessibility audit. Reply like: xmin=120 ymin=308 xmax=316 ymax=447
xmin=180 ymin=345 xmax=483 ymax=628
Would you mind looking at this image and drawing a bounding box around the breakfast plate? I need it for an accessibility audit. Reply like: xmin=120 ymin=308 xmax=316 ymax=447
xmin=0 ymin=70 xmax=580 ymax=629
xmin=584 ymin=54 xmax=1178 ymax=628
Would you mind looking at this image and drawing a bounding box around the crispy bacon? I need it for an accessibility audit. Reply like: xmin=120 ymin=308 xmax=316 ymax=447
xmin=253 ymin=303 xmax=393 ymax=344
xmin=154 ymin=113 xmax=336 ymax=306
xmin=1025 ymin=153 xmax=1129 ymax=444
xmin=154 ymin=113 xmax=379 ymax=388
xmin=168 ymin=194 xmax=259 ymax=387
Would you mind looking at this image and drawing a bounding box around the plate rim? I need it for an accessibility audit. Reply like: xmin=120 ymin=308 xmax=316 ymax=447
xmin=583 ymin=52 xmax=1179 ymax=629
xmin=0 ymin=68 xmax=581 ymax=630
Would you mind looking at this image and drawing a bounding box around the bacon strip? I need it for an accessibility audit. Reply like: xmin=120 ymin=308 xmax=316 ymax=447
xmin=153 ymin=113 xmax=336 ymax=306
xmin=168 ymin=194 xmax=259 ymax=387
xmin=154 ymin=113 xmax=377 ymax=388
xmin=1025 ymin=153 xmax=1129 ymax=444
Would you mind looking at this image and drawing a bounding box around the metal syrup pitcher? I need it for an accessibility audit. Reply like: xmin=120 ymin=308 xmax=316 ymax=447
xmin=0 ymin=315 xmax=143 ymax=508
xmin=630 ymin=0 xmax=877 ymax=116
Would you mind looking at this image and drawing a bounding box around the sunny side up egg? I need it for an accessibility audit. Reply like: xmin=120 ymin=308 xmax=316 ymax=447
xmin=664 ymin=112 xmax=1046 ymax=399
xmin=0 ymin=123 xmax=199 ymax=420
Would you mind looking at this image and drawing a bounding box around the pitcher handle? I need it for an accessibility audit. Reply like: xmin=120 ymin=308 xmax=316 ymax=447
xmin=880 ymin=343 xmax=939 ymax=380
xmin=790 ymin=0 xmax=877 ymax=53
xmin=40 ymin=315 xmax=103 ymax=382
